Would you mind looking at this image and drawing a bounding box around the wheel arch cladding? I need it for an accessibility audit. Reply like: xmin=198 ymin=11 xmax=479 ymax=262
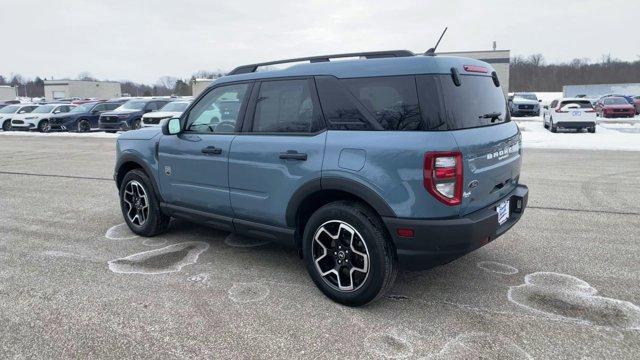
xmin=287 ymin=177 xmax=397 ymax=247
xmin=115 ymin=156 xmax=164 ymax=202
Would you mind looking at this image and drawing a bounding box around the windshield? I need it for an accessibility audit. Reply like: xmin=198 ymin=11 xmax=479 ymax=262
xmin=32 ymin=105 xmax=56 ymax=113
xmin=70 ymin=103 xmax=96 ymax=113
xmin=118 ymin=101 xmax=146 ymax=110
xmin=604 ymin=97 xmax=628 ymax=105
xmin=0 ymin=105 xmax=20 ymax=113
xmin=515 ymin=94 xmax=538 ymax=101
xmin=160 ymin=102 xmax=190 ymax=112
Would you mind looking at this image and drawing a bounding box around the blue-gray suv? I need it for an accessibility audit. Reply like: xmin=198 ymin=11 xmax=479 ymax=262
xmin=114 ymin=50 xmax=528 ymax=306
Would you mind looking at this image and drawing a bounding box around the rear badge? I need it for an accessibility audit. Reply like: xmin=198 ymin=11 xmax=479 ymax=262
xmin=164 ymin=166 xmax=172 ymax=176
xmin=468 ymin=180 xmax=479 ymax=189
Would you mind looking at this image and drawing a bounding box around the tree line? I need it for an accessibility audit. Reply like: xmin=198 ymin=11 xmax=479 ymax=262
xmin=3 ymin=56 xmax=640 ymax=96
xmin=509 ymin=54 xmax=640 ymax=92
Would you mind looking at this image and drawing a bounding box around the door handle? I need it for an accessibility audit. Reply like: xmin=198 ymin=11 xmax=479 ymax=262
xmin=279 ymin=150 xmax=307 ymax=161
xmin=202 ymin=146 xmax=223 ymax=155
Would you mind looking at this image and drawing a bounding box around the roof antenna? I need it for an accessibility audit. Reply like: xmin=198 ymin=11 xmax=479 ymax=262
xmin=424 ymin=27 xmax=448 ymax=56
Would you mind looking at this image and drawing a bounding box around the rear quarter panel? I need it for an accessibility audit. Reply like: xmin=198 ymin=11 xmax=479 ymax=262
xmin=323 ymin=130 xmax=461 ymax=219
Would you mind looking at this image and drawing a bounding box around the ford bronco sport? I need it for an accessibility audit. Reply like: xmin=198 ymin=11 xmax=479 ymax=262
xmin=114 ymin=50 xmax=528 ymax=306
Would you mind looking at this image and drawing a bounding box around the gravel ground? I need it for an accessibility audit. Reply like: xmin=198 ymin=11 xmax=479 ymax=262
xmin=0 ymin=135 xmax=639 ymax=359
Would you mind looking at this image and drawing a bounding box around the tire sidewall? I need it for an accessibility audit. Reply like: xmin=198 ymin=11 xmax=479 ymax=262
xmin=303 ymin=203 xmax=389 ymax=306
xmin=119 ymin=169 xmax=162 ymax=236
xmin=77 ymin=119 xmax=90 ymax=132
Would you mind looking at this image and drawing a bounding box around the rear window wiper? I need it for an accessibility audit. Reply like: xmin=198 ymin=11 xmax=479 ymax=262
xmin=479 ymin=112 xmax=503 ymax=122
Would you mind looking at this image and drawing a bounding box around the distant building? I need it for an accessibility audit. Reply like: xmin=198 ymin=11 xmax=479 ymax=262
xmin=0 ymin=85 xmax=17 ymax=101
xmin=563 ymin=83 xmax=640 ymax=98
xmin=192 ymin=78 xmax=214 ymax=97
xmin=437 ymin=50 xmax=511 ymax=94
xmin=44 ymin=80 xmax=121 ymax=101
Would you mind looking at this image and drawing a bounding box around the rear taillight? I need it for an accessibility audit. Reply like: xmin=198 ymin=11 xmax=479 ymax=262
xmin=585 ymin=109 xmax=596 ymax=113
xmin=424 ymin=152 xmax=463 ymax=206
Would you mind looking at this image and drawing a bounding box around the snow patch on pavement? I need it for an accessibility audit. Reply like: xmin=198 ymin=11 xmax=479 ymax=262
xmin=108 ymin=241 xmax=209 ymax=274
xmin=508 ymin=272 xmax=640 ymax=329
xmin=105 ymin=223 xmax=139 ymax=240
xmin=477 ymin=261 xmax=519 ymax=275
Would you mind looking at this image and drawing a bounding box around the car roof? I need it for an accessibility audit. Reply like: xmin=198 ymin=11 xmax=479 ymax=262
xmin=213 ymin=55 xmax=495 ymax=86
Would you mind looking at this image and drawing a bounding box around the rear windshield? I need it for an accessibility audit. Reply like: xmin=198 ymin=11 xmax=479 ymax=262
xmin=560 ymin=100 xmax=593 ymax=109
xmin=432 ymin=74 xmax=509 ymax=130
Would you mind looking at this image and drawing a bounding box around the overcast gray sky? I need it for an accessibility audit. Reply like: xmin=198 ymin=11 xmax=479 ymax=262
xmin=2 ymin=0 xmax=638 ymax=84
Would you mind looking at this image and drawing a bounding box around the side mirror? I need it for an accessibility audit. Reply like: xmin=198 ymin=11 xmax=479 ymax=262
xmin=162 ymin=117 xmax=181 ymax=135
xmin=538 ymin=99 xmax=542 ymax=102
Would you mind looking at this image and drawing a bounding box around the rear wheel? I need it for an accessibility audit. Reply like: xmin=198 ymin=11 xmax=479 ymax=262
xmin=2 ymin=120 xmax=11 ymax=131
xmin=588 ymin=126 xmax=596 ymax=133
xmin=303 ymin=201 xmax=397 ymax=306
xmin=119 ymin=169 xmax=170 ymax=236
xmin=550 ymin=118 xmax=557 ymax=133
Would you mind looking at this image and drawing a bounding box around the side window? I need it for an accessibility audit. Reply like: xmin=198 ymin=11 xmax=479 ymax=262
xmin=105 ymin=103 xmax=120 ymax=111
xmin=145 ymin=102 xmax=158 ymax=111
xmin=186 ymin=83 xmax=249 ymax=134
xmin=55 ymin=106 xmax=68 ymax=113
xmin=550 ymin=100 xmax=558 ymax=108
xmin=252 ymin=79 xmax=321 ymax=133
xmin=342 ymin=76 xmax=422 ymax=131
xmin=93 ymin=104 xmax=107 ymax=112
xmin=315 ymin=76 xmax=372 ymax=130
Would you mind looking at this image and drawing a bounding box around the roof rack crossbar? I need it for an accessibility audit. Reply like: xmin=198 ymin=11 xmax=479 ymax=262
xmin=228 ymin=50 xmax=415 ymax=75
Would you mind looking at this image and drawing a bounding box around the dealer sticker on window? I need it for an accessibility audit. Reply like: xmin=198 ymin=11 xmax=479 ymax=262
xmin=497 ymin=200 xmax=510 ymax=226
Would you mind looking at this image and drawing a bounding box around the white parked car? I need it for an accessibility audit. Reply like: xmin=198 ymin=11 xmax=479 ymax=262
xmin=1 ymin=104 xmax=40 ymax=131
xmin=141 ymin=100 xmax=191 ymax=128
xmin=542 ymin=98 xmax=597 ymax=133
xmin=11 ymin=104 xmax=76 ymax=132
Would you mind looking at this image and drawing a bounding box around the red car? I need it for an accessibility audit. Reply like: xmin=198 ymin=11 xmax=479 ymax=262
xmin=595 ymin=96 xmax=636 ymax=118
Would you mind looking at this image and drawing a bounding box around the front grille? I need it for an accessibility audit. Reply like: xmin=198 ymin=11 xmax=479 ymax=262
xmin=613 ymin=109 xmax=630 ymax=113
xmin=12 ymin=120 xmax=24 ymax=124
xmin=518 ymin=105 xmax=534 ymax=110
xmin=101 ymin=116 xmax=119 ymax=123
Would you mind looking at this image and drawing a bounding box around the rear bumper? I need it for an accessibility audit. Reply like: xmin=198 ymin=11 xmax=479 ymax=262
xmin=555 ymin=121 xmax=595 ymax=128
xmin=383 ymin=184 xmax=528 ymax=270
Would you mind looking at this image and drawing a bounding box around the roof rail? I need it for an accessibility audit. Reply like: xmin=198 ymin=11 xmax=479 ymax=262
xmin=228 ymin=50 xmax=415 ymax=75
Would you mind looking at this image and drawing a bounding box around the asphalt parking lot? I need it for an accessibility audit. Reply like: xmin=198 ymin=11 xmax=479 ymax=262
xmin=1 ymin=136 xmax=639 ymax=359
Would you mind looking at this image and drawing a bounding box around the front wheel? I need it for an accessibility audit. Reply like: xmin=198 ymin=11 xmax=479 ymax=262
xmin=119 ymin=169 xmax=170 ymax=237
xmin=38 ymin=120 xmax=50 ymax=133
xmin=588 ymin=126 xmax=596 ymax=133
xmin=130 ymin=118 xmax=141 ymax=130
xmin=77 ymin=119 xmax=91 ymax=132
xmin=2 ymin=120 xmax=11 ymax=131
xmin=303 ymin=201 xmax=397 ymax=306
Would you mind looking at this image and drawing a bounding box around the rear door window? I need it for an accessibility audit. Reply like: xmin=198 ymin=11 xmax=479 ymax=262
xmin=426 ymin=74 xmax=509 ymax=130
xmin=342 ymin=76 xmax=423 ymax=131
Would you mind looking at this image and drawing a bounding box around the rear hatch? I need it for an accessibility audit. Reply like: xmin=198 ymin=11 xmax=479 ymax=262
xmin=557 ymin=99 xmax=596 ymax=121
xmin=435 ymin=70 xmax=522 ymax=216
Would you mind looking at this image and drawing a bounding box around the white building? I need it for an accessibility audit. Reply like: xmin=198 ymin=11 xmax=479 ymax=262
xmin=563 ymin=83 xmax=640 ymax=98
xmin=0 ymin=85 xmax=17 ymax=101
xmin=437 ymin=50 xmax=511 ymax=94
xmin=192 ymin=78 xmax=214 ymax=97
xmin=44 ymin=80 xmax=121 ymax=101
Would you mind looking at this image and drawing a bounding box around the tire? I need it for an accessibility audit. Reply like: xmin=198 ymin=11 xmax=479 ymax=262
xmin=105 ymin=130 xmax=117 ymax=133
xmin=38 ymin=120 xmax=50 ymax=133
xmin=2 ymin=120 xmax=11 ymax=131
xmin=119 ymin=169 xmax=170 ymax=237
xmin=130 ymin=118 xmax=141 ymax=130
xmin=77 ymin=119 xmax=91 ymax=133
xmin=589 ymin=126 xmax=596 ymax=133
xmin=550 ymin=119 xmax=557 ymax=133
xmin=302 ymin=201 xmax=397 ymax=306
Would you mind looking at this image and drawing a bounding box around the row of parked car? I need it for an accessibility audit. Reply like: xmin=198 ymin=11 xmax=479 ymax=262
xmin=0 ymin=97 xmax=196 ymax=133
xmin=508 ymin=92 xmax=639 ymax=119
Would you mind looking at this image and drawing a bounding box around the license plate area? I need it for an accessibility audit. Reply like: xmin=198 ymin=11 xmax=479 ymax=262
xmin=496 ymin=199 xmax=510 ymax=225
